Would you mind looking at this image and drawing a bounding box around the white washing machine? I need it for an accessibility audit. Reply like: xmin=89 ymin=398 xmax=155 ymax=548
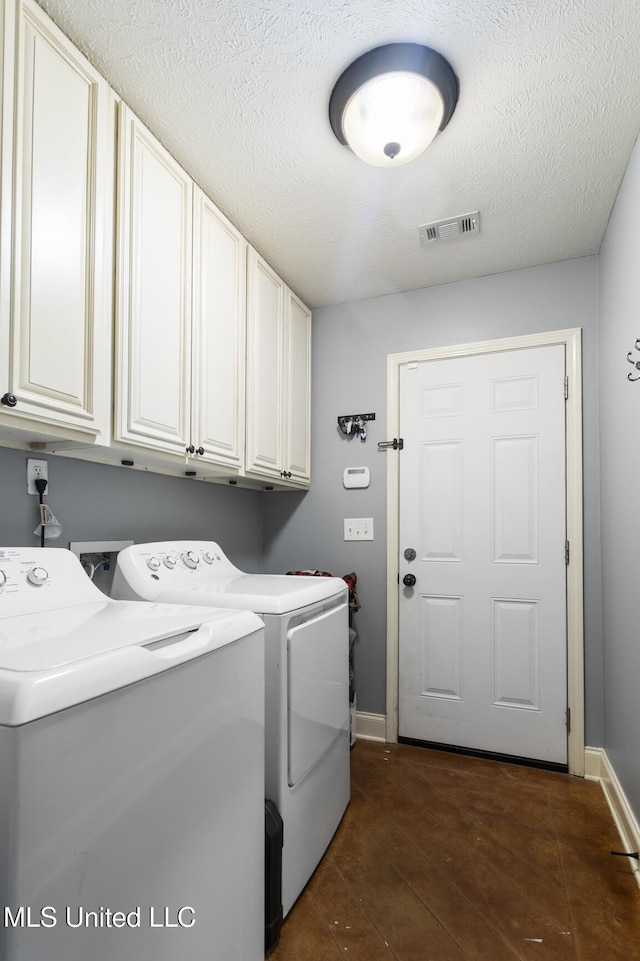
xmin=112 ymin=541 xmax=351 ymax=916
xmin=0 ymin=547 xmax=265 ymax=961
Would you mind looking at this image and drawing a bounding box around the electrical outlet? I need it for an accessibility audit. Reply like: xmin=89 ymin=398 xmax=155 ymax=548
xmin=26 ymin=458 xmax=48 ymax=495
xmin=343 ymin=518 xmax=374 ymax=541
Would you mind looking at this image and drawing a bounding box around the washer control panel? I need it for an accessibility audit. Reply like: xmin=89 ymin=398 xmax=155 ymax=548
xmin=0 ymin=550 xmax=52 ymax=595
xmin=123 ymin=544 xmax=235 ymax=575
xmin=114 ymin=542 xmax=242 ymax=597
xmin=0 ymin=548 xmax=103 ymax=616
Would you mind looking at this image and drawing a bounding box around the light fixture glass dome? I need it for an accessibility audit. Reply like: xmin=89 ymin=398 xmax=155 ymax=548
xmin=342 ymin=71 xmax=445 ymax=167
xmin=329 ymin=43 xmax=459 ymax=168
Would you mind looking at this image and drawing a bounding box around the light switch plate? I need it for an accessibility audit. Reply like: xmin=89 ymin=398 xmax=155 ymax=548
xmin=344 ymin=518 xmax=374 ymax=541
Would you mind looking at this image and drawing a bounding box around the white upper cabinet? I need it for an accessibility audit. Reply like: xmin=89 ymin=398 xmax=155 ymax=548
xmin=0 ymin=0 xmax=310 ymax=487
xmin=284 ymin=290 xmax=311 ymax=485
xmin=0 ymin=0 xmax=113 ymax=440
xmin=245 ymin=249 xmax=284 ymax=480
xmin=116 ymin=105 xmax=247 ymax=474
xmin=246 ymin=248 xmax=311 ymax=487
xmin=191 ymin=187 xmax=246 ymax=470
xmin=0 ymin=0 xmax=16 ymax=408
xmin=115 ymin=103 xmax=193 ymax=457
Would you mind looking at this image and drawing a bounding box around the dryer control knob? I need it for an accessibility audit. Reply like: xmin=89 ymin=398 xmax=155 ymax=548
xmin=27 ymin=566 xmax=48 ymax=587
xmin=202 ymin=552 xmax=214 ymax=564
xmin=146 ymin=557 xmax=161 ymax=571
xmin=182 ymin=551 xmax=199 ymax=569
xmin=163 ymin=555 xmax=177 ymax=569
xmin=0 ymin=570 xmax=6 ymax=590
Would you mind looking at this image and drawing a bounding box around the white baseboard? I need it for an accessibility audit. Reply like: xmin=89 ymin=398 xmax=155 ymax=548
xmin=355 ymin=711 xmax=386 ymax=742
xmin=583 ymin=746 xmax=603 ymax=780
xmin=584 ymin=746 xmax=640 ymax=889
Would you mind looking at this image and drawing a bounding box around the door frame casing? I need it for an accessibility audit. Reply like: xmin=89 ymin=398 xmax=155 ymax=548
xmin=385 ymin=328 xmax=584 ymax=775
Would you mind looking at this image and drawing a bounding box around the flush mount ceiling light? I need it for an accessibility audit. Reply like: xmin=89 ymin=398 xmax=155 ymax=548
xmin=329 ymin=43 xmax=459 ymax=168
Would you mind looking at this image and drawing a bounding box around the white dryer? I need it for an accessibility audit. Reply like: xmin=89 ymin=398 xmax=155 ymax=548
xmin=113 ymin=541 xmax=351 ymax=916
xmin=0 ymin=547 xmax=265 ymax=961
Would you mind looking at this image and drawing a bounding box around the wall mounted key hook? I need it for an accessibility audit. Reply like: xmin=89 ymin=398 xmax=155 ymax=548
xmin=626 ymin=339 xmax=640 ymax=381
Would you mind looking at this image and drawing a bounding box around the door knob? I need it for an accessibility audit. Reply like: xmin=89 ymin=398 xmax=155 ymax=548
xmin=403 ymin=573 xmax=416 ymax=587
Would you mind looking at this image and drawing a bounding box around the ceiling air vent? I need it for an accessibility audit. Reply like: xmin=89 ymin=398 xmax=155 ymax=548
xmin=418 ymin=211 xmax=480 ymax=247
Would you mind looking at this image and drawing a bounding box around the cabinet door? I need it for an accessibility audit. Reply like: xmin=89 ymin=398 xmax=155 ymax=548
xmin=116 ymin=103 xmax=192 ymax=455
xmin=284 ymin=289 xmax=311 ymax=485
xmin=245 ymin=248 xmax=284 ymax=479
xmin=0 ymin=0 xmax=16 ymax=402
xmin=192 ymin=188 xmax=245 ymax=470
xmin=7 ymin=0 xmax=112 ymax=437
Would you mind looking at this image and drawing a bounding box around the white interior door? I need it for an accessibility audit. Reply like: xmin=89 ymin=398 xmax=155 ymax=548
xmin=398 ymin=345 xmax=568 ymax=765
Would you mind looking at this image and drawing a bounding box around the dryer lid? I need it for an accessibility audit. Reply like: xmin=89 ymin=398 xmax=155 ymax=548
xmin=157 ymin=574 xmax=347 ymax=615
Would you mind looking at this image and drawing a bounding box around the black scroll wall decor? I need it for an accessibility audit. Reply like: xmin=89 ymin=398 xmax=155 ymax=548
xmin=627 ymin=339 xmax=640 ymax=381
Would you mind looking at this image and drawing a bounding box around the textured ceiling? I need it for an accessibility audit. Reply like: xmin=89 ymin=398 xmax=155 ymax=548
xmin=36 ymin=0 xmax=640 ymax=308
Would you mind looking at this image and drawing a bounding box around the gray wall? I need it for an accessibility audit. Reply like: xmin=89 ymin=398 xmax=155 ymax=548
xmin=262 ymin=256 xmax=604 ymax=747
xmin=0 ymin=446 xmax=263 ymax=572
xmin=599 ymin=135 xmax=640 ymax=813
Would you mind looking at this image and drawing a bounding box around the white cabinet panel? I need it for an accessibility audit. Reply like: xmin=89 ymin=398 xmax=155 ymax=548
xmin=246 ymin=248 xmax=311 ymax=487
xmin=0 ymin=0 xmax=16 ymax=400
xmin=2 ymin=0 xmax=112 ymax=438
xmin=285 ymin=290 xmax=311 ymax=485
xmin=245 ymin=249 xmax=284 ymax=479
xmin=116 ymin=104 xmax=192 ymax=454
xmin=192 ymin=188 xmax=245 ymax=469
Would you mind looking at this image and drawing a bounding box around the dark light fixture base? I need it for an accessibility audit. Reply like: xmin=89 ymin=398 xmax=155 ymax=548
xmin=329 ymin=43 xmax=459 ymax=163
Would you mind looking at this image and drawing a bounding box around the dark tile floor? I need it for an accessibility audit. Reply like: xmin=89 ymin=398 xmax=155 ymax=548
xmin=269 ymin=740 xmax=640 ymax=961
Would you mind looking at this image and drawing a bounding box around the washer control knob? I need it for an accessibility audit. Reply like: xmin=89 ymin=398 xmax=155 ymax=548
xmin=27 ymin=567 xmax=48 ymax=587
xmin=146 ymin=557 xmax=161 ymax=571
xmin=163 ymin=555 xmax=177 ymax=569
xmin=203 ymin=552 xmax=214 ymax=564
xmin=0 ymin=570 xmax=6 ymax=590
xmin=182 ymin=551 xmax=199 ymax=570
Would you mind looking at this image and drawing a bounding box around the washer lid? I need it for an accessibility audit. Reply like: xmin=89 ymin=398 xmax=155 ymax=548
xmin=0 ymin=601 xmax=262 ymax=726
xmin=157 ymin=574 xmax=347 ymax=615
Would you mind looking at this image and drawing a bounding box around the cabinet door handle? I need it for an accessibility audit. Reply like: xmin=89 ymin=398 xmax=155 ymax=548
xmin=1 ymin=392 xmax=17 ymax=408
xmin=196 ymin=446 xmax=204 ymax=456
xmin=185 ymin=444 xmax=195 ymax=454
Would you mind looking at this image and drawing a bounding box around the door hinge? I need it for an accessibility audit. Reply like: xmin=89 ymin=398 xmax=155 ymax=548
xmin=378 ymin=438 xmax=404 ymax=451
xmin=564 ymin=375 xmax=569 ymax=400
xmin=565 ymin=540 xmax=570 ymax=564
xmin=566 ymin=707 xmax=571 ymax=734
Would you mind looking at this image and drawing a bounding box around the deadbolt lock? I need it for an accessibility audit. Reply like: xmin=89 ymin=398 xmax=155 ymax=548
xmin=403 ymin=548 xmax=416 ymax=562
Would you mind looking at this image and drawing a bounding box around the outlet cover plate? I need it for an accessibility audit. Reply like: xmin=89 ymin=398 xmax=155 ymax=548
xmin=26 ymin=458 xmax=48 ymax=495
